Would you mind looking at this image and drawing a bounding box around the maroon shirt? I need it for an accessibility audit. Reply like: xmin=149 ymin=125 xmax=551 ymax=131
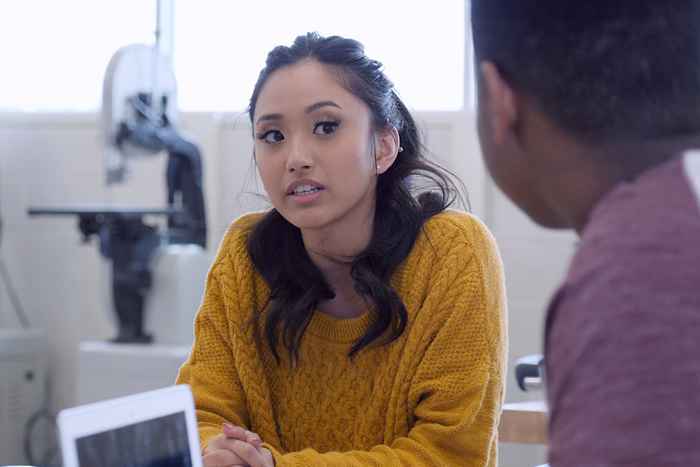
xmin=545 ymin=152 xmax=700 ymax=466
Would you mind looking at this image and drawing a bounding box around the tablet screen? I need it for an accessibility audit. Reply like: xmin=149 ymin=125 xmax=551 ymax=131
xmin=75 ymin=411 xmax=194 ymax=467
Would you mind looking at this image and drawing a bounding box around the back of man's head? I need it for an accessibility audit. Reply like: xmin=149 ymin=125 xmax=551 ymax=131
xmin=471 ymin=1 xmax=700 ymax=145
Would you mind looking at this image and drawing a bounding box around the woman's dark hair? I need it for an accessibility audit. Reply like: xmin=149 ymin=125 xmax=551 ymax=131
xmin=247 ymin=32 xmax=464 ymax=363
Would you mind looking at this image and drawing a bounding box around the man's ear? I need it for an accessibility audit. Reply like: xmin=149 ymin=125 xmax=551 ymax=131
xmin=375 ymin=126 xmax=400 ymax=175
xmin=479 ymin=61 xmax=518 ymax=145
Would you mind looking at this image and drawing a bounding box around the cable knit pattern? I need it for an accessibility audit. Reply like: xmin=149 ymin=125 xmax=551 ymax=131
xmin=176 ymin=210 xmax=508 ymax=466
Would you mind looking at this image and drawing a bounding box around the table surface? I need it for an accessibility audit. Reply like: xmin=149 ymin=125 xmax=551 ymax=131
xmin=498 ymin=400 xmax=548 ymax=444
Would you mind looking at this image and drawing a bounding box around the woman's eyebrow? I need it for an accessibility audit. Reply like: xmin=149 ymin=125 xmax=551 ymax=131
xmin=256 ymin=101 xmax=341 ymax=125
xmin=305 ymin=101 xmax=342 ymax=114
xmin=256 ymin=113 xmax=283 ymax=125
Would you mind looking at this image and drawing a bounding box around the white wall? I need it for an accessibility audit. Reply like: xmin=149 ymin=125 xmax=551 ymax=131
xmin=0 ymin=110 xmax=574 ymax=465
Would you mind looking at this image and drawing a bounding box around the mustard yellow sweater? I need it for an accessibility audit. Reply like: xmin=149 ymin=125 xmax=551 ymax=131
xmin=176 ymin=210 xmax=507 ymax=466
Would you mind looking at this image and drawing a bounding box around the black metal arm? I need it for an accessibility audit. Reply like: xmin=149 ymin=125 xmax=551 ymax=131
xmin=116 ymin=93 xmax=207 ymax=248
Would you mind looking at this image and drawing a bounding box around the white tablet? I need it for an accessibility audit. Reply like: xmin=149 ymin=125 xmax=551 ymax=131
xmin=58 ymin=384 xmax=203 ymax=467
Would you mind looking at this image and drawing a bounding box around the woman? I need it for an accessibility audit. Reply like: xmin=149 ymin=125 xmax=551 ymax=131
xmin=177 ymin=32 xmax=507 ymax=467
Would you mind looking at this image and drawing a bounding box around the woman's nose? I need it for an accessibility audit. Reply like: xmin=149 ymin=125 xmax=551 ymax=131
xmin=286 ymin=139 xmax=314 ymax=172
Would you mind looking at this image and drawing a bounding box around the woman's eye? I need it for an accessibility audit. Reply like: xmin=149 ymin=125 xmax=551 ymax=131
xmin=313 ymin=121 xmax=339 ymax=136
xmin=258 ymin=130 xmax=284 ymax=144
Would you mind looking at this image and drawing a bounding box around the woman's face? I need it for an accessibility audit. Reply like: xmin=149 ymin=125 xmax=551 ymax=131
xmin=253 ymin=59 xmax=390 ymax=232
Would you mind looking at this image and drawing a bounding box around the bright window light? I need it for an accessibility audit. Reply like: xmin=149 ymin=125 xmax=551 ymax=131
xmin=0 ymin=1 xmax=464 ymax=113
xmin=0 ymin=1 xmax=156 ymax=112
xmin=174 ymin=1 xmax=464 ymax=112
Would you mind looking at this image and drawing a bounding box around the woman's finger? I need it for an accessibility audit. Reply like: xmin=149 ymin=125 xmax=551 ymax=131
xmin=206 ymin=434 xmax=238 ymax=452
xmin=223 ymin=424 xmax=250 ymax=440
xmin=223 ymin=424 xmax=263 ymax=449
xmin=244 ymin=431 xmax=262 ymax=449
xmin=229 ymin=439 xmax=267 ymax=467
xmin=202 ymin=447 xmax=247 ymax=466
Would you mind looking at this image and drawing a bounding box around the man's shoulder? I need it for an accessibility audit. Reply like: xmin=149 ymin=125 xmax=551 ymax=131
xmin=547 ymin=154 xmax=700 ymax=367
xmin=544 ymin=153 xmax=700 ymax=467
xmin=582 ymin=154 xmax=700 ymax=250
xmin=547 ymin=153 xmax=700 ymax=376
xmin=568 ymin=154 xmax=700 ymax=288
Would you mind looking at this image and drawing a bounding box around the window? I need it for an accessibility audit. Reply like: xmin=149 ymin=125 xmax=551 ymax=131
xmin=174 ymin=1 xmax=465 ymax=112
xmin=0 ymin=1 xmax=156 ymax=112
xmin=0 ymin=1 xmax=465 ymax=113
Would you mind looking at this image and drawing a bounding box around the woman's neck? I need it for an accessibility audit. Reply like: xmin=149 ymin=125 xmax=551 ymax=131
xmin=302 ymin=208 xmax=374 ymax=318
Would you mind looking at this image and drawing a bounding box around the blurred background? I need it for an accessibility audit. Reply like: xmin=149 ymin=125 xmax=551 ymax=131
xmin=0 ymin=1 xmax=575 ymax=465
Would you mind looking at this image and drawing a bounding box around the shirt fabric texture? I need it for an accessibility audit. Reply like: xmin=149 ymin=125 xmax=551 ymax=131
xmin=545 ymin=152 xmax=700 ymax=467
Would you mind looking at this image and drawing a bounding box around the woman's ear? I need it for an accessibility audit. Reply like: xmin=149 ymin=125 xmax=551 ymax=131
xmin=375 ymin=126 xmax=400 ymax=175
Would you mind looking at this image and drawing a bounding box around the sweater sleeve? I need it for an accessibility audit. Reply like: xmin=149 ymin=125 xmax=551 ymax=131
xmin=266 ymin=235 xmax=507 ymax=467
xmin=176 ymin=266 xmax=250 ymax=452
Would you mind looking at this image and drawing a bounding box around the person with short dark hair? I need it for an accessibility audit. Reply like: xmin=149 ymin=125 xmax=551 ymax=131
xmin=471 ymin=1 xmax=700 ymax=465
xmin=177 ymin=32 xmax=508 ymax=466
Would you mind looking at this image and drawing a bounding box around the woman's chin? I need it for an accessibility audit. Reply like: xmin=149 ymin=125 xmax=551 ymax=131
xmin=279 ymin=209 xmax=333 ymax=232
